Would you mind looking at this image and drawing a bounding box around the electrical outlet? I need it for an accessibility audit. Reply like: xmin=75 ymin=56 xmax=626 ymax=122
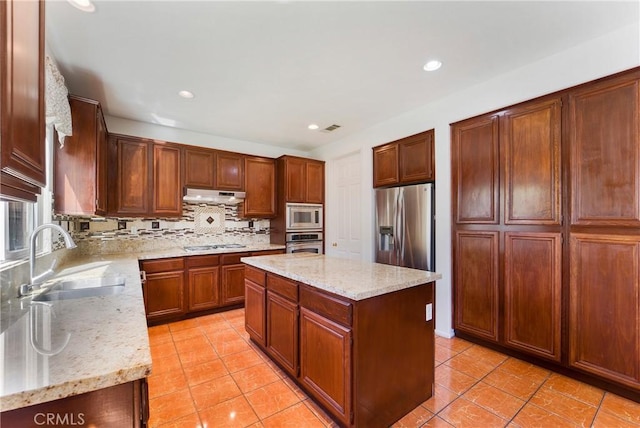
xmin=151 ymin=221 xmax=160 ymax=229
xmin=425 ymin=303 xmax=433 ymax=322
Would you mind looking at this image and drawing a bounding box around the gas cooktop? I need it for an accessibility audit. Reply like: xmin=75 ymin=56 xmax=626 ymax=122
xmin=183 ymin=243 xmax=246 ymax=252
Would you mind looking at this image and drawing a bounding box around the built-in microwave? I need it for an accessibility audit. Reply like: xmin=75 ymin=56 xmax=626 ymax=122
xmin=286 ymin=203 xmax=323 ymax=230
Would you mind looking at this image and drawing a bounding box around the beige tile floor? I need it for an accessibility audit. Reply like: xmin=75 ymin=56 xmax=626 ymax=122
xmin=147 ymin=308 xmax=640 ymax=427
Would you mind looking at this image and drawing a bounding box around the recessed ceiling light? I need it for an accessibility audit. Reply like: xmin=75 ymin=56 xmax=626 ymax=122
xmin=308 ymin=124 xmax=319 ymax=130
xmin=178 ymin=90 xmax=195 ymax=99
xmin=423 ymin=60 xmax=442 ymax=72
xmin=67 ymin=0 xmax=95 ymax=12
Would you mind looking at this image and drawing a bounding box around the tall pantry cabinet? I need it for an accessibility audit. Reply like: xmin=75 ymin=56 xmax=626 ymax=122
xmin=452 ymin=68 xmax=640 ymax=396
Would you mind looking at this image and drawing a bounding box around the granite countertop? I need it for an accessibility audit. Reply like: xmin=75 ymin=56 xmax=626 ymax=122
xmin=241 ymin=253 xmax=442 ymax=301
xmin=0 ymin=243 xmax=285 ymax=413
xmin=0 ymin=254 xmax=150 ymax=412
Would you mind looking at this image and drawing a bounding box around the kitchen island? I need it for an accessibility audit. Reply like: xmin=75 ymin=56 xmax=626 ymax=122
xmin=241 ymin=253 xmax=441 ymax=428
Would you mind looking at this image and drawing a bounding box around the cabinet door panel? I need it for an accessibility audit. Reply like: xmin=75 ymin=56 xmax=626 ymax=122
xmin=503 ymin=99 xmax=562 ymax=225
xmin=399 ymin=130 xmax=434 ymax=183
xmin=188 ymin=266 xmax=220 ymax=311
xmin=243 ymin=157 xmax=276 ymax=218
xmin=569 ymin=234 xmax=640 ymax=388
xmin=144 ymin=271 xmax=185 ymax=320
xmin=452 ymin=116 xmax=500 ymax=224
xmin=184 ymin=148 xmax=215 ymax=188
xmin=454 ymin=231 xmax=499 ymax=341
xmin=153 ymin=144 xmax=182 ymax=215
xmin=285 ymin=157 xmax=306 ymax=202
xmin=300 ymin=308 xmax=352 ymax=426
xmin=505 ymin=232 xmax=562 ymax=361
xmin=116 ymin=139 xmax=149 ymax=214
xmin=95 ymin=106 xmax=108 ymax=215
xmin=245 ymin=280 xmax=266 ymax=346
xmin=570 ymin=78 xmax=640 ymax=226
xmin=305 ymin=161 xmax=325 ymax=204
xmin=267 ymin=291 xmax=298 ymax=376
xmin=372 ymin=143 xmax=399 ymax=188
xmin=216 ymin=152 xmax=244 ymax=190
xmin=221 ymin=264 xmax=245 ymax=305
xmin=0 ymin=0 xmax=46 ymax=189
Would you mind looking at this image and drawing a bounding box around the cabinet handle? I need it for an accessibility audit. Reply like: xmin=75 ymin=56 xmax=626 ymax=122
xmin=140 ymin=270 xmax=147 ymax=284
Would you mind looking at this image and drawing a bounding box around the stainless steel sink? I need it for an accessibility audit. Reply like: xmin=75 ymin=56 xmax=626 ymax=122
xmin=32 ymin=276 xmax=126 ymax=302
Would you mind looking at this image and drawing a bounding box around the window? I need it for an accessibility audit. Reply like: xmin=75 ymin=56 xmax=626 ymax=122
xmin=0 ymin=200 xmax=36 ymax=261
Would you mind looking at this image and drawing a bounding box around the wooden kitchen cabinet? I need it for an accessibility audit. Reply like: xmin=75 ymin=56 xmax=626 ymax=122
xmin=244 ymin=265 xmax=267 ymax=346
xmin=54 ymin=96 xmax=108 ymax=216
xmin=0 ymin=0 xmax=47 ymax=199
xmin=244 ymin=263 xmax=435 ymax=427
xmin=186 ymin=255 xmax=220 ymax=312
xmin=1 ymin=378 xmax=148 ymax=428
xmin=183 ymin=146 xmax=215 ymax=189
xmin=266 ymin=274 xmax=299 ymax=377
xmin=300 ymin=307 xmax=351 ymax=425
xmin=141 ymin=258 xmax=186 ymax=323
xmin=504 ymin=232 xmax=562 ymax=362
xmin=452 ymin=68 xmax=640 ymax=399
xmin=452 ymin=97 xmax=563 ymax=352
xmin=183 ymin=147 xmax=244 ymax=191
xmin=216 ymin=151 xmax=244 ymax=191
xmin=220 ymin=253 xmax=249 ymax=306
xmin=278 ymin=155 xmax=325 ymax=203
xmin=243 ymin=156 xmax=276 ymax=218
xmin=569 ymin=234 xmax=640 ymax=389
xmin=569 ymin=73 xmax=640 ymax=227
xmin=110 ymin=135 xmax=182 ymax=217
xmin=454 ymin=231 xmax=500 ymax=342
xmin=373 ymin=129 xmax=434 ymax=188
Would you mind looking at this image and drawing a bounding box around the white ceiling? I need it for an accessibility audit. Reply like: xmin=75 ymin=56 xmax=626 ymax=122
xmin=46 ymin=1 xmax=639 ymax=152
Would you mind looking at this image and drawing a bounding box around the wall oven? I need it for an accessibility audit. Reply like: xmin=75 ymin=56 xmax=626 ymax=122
xmin=285 ymin=231 xmax=323 ymax=254
xmin=286 ymin=203 xmax=323 ymax=231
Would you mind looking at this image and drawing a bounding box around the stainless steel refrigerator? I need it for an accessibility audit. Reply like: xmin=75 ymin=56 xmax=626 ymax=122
xmin=375 ymin=183 xmax=434 ymax=271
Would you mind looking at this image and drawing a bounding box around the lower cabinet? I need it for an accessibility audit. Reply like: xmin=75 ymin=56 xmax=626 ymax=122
xmin=244 ymin=265 xmax=435 ymax=427
xmin=186 ymin=255 xmax=220 ymax=311
xmin=244 ymin=265 xmax=267 ymax=346
xmin=141 ymin=250 xmax=285 ymax=325
xmin=221 ymin=253 xmax=248 ymax=306
xmin=140 ymin=258 xmax=186 ymax=322
xmin=266 ymin=274 xmax=299 ymax=377
xmin=1 ymin=379 xmax=149 ymax=427
xmin=299 ymin=307 xmax=352 ymax=426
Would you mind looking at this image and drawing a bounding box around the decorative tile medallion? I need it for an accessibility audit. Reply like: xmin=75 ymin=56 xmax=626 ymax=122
xmin=194 ymin=206 xmax=225 ymax=234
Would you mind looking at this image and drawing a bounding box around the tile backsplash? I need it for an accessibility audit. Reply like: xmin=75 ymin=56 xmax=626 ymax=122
xmin=52 ymin=202 xmax=271 ymax=255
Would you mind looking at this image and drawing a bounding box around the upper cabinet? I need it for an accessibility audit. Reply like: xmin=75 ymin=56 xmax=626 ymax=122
xmin=569 ymin=74 xmax=640 ymax=227
xmin=0 ymin=0 xmax=46 ymax=200
xmin=278 ymin=155 xmax=325 ymax=204
xmin=243 ymin=156 xmax=276 ymax=218
xmin=109 ymin=135 xmax=182 ymax=217
xmin=183 ymin=147 xmax=244 ymax=191
xmin=54 ymin=96 xmax=108 ymax=216
xmin=373 ymin=129 xmax=434 ymax=188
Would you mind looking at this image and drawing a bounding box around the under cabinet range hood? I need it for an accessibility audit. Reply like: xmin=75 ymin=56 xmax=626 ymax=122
xmin=183 ymin=188 xmax=246 ymax=205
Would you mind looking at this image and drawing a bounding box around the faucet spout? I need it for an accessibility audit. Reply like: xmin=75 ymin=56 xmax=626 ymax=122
xmin=29 ymin=224 xmax=77 ymax=286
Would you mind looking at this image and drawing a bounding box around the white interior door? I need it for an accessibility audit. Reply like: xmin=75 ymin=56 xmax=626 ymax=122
xmin=326 ymin=151 xmax=362 ymax=260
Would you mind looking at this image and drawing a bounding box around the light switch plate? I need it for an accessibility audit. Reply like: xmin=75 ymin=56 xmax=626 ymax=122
xmin=426 ymin=303 xmax=433 ymax=322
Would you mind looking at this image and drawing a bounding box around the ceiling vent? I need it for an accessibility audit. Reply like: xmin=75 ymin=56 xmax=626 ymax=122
xmin=320 ymin=124 xmax=341 ymax=133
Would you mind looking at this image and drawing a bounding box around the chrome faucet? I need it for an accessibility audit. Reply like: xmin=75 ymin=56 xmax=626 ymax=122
xmin=19 ymin=224 xmax=77 ymax=297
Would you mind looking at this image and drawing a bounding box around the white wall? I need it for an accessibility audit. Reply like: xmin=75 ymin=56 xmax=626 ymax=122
xmin=310 ymin=23 xmax=640 ymax=338
xmin=104 ymin=115 xmax=310 ymax=159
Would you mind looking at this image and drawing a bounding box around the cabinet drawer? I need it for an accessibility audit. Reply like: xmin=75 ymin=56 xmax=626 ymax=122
xmin=250 ymin=249 xmax=285 ymax=256
xmin=300 ymin=285 xmax=352 ymax=327
xmin=186 ymin=254 xmax=220 ymax=268
xmin=245 ymin=265 xmax=266 ymax=286
xmin=267 ymin=274 xmax=298 ymax=302
xmin=221 ymin=252 xmax=250 ymax=265
xmin=140 ymin=257 xmax=184 ymax=274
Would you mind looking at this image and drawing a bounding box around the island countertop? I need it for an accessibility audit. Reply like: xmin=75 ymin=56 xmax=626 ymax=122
xmin=241 ymin=253 xmax=441 ymax=301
